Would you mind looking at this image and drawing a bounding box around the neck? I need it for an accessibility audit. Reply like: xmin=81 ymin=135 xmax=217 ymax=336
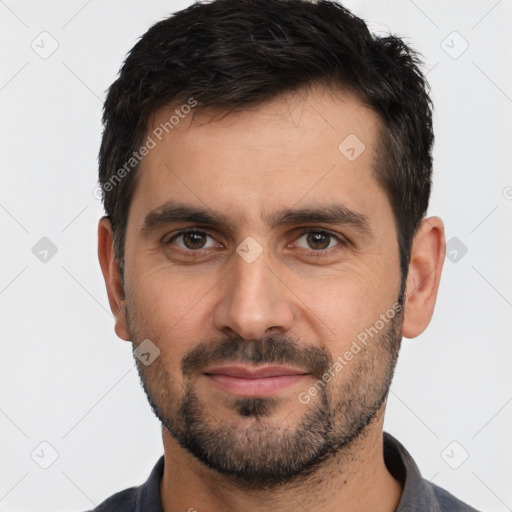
xmin=160 ymin=409 xmax=403 ymax=512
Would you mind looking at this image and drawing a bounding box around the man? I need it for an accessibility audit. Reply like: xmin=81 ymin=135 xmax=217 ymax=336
xmin=95 ymin=0 xmax=478 ymax=510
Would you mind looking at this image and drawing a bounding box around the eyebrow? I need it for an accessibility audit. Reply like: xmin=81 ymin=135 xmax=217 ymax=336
xmin=141 ymin=201 xmax=373 ymax=237
xmin=267 ymin=204 xmax=373 ymax=236
xmin=141 ymin=203 xmax=234 ymax=234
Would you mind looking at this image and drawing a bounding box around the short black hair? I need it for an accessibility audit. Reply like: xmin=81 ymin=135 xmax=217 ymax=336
xmin=98 ymin=0 xmax=433 ymax=285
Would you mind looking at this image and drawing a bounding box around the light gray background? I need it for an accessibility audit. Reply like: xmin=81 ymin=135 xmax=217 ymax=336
xmin=1 ymin=1 xmax=511 ymax=511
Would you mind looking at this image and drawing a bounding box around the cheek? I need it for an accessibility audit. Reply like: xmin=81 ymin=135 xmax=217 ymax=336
xmin=127 ymin=267 xmax=215 ymax=354
xmin=294 ymin=263 xmax=399 ymax=354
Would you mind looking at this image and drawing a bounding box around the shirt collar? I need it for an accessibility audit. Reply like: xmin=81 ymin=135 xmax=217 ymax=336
xmin=134 ymin=432 xmax=455 ymax=512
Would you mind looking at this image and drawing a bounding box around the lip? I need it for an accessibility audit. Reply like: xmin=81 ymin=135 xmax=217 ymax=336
xmin=203 ymin=365 xmax=309 ymax=397
xmin=204 ymin=364 xmax=308 ymax=379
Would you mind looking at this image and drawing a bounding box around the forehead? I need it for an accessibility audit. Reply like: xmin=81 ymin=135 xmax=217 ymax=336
xmin=129 ymin=85 xmax=389 ymax=230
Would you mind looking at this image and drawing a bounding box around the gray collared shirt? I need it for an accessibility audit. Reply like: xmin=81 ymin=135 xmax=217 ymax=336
xmin=90 ymin=433 xmax=480 ymax=511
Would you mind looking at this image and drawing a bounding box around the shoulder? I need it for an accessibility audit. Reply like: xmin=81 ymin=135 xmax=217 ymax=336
xmin=86 ymin=486 xmax=138 ymax=512
xmin=84 ymin=456 xmax=165 ymax=512
xmin=429 ymin=481 xmax=480 ymax=512
xmin=383 ymin=433 xmax=480 ymax=512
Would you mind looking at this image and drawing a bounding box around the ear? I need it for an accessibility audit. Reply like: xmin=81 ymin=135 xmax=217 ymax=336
xmin=97 ymin=217 xmax=131 ymax=341
xmin=402 ymin=216 xmax=445 ymax=339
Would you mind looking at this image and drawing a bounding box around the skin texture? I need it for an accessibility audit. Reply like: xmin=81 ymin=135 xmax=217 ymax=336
xmin=98 ymin=85 xmax=445 ymax=512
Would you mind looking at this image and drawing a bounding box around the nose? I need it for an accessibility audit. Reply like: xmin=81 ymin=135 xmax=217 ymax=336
xmin=213 ymin=245 xmax=294 ymax=341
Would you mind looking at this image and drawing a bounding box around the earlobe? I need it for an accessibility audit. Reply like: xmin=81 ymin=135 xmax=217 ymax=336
xmin=97 ymin=217 xmax=131 ymax=341
xmin=402 ymin=216 xmax=446 ymax=339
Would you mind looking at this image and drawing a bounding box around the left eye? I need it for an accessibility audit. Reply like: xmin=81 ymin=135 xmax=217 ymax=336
xmin=294 ymin=231 xmax=341 ymax=251
xmin=170 ymin=231 xmax=218 ymax=250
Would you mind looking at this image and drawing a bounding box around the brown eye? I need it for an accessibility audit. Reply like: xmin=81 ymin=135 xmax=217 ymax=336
xmin=295 ymin=230 xmax=341 ymax=251
xmin=306 ymin=232 xmax=331 ymax=250
xmin=170 ymin=230 xmax=216 ymax=250
xmin=182 ymin=232 xmax=207 ymax=249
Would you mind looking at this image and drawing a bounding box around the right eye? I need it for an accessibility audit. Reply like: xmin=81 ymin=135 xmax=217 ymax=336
xmin=167 ymin=230 xmax=219 ymax=251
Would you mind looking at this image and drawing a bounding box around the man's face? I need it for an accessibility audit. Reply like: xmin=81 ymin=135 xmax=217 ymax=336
xmin=121 ymin=86 xmax=404 ymax=487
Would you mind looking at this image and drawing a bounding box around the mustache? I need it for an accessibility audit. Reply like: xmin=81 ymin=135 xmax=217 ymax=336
xmin=181 ymin=335 xmax=332 ymax=379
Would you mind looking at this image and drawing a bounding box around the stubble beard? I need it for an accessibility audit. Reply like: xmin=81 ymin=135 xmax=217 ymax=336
xmin=128 ymin=302 xmax=403 ymax=490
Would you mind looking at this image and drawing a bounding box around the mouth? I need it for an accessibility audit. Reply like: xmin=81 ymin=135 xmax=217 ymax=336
xmin=202 ymin=364 xmax=309 ymax=397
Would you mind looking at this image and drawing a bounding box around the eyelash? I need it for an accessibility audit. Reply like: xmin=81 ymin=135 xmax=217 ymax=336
xmin=294 ymin=229 xmax=349 ymax=258
xmin=165 ymin=228 xmax=348 ymax=255
xmin=166 ymin=229 xmax=220 ymax=252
